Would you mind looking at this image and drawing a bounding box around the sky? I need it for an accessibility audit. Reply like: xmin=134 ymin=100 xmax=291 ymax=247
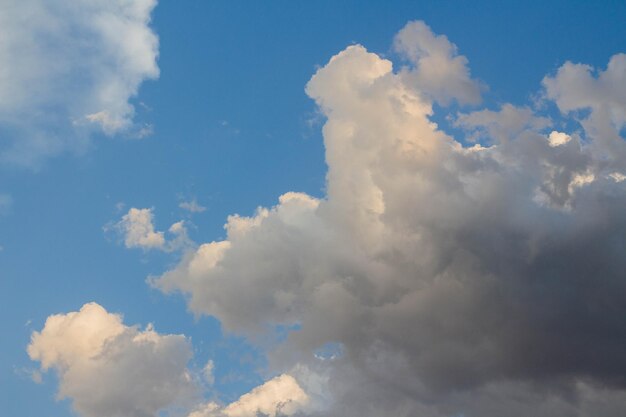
xmin=2 ymin=1 xmax=626 ymax=416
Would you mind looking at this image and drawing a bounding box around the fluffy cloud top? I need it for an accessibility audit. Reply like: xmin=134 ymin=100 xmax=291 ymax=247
xmin=151 ymin=21 xmax=626 ymax=416
xmin=0 ymin=0 xmax=158 ymax=167
xmin=28 ymin=302 xmax=196 ymax=417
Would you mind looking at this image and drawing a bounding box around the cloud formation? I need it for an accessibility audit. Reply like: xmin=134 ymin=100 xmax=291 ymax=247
xmin=150 ymin=21 xmax=626 ymax=416
xmin=0 ymin=0 xmax=158 ymax=167
xmin=28 ymin=302 xmax=196 ymax=417
xmin=111 ymin=207 xmax=190 ymax=252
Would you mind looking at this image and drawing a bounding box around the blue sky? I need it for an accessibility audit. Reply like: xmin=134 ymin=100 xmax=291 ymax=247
xmin=2 ymin=2 xmax=626 ymax=417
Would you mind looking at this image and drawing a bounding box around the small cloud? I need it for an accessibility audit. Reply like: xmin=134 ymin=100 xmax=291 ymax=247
xmin=548 ymin=130 xmax=572 ymax=147
xmin=203 ymin=359 xmax=215 ymax=385
xmin=85 ymin=111 xmax=130 ymax=135
xmin=13 ymin=366 xmax=42 ymax=384
xmin=112 ymin=207 xmax=166 ymax=250
xmin=135 ymin=124 xmax=154 ymax=139
xmin=609 ymin=172 xmax=626 ymax=183
xmin=31 ymin=370 xmax=42 ymax=384
xmin=138 ymin=101 xmax=153 ymax=112
xmin=180 ymin=199 xmax=206 ymax=213
xmin=107 ymin=207 xmax=192 ymax=252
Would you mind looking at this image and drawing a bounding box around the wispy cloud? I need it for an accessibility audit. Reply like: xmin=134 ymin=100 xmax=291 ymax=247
xmin=180 ymin=199 xmax=207 ymax=213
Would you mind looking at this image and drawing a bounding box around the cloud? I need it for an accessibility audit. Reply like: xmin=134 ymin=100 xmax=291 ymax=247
xmin=115 ymin=207 xmax=166 ymax=249
xmin=110 ymin=207 xmax=191 ymax=252
xmin=543 ymin=53 xmax=626 ymax=166
xmin=0 ymin=0 xmax=159 ymax=167
xmin=148 ymin=20 xmax=626 ymax=416
xmin=27 ymin=302 xmax=197 ymax=417
xmin=548 ymin=131 xmax=572 ymax=147
xmin=180 ymin=199 xmax=207 ymax=213
xmin=188 ymin=374 xmax=309 ymax=417
xmin=394 ymin=20 xmax=482 ymax=105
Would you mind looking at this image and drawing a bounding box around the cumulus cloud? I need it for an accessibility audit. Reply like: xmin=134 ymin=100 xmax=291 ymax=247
xmin=111 ymin=207 xmax=191 ymax=252
xmin=188 ymin=374 xmax=309 ymax=417
xmin=27 ymin=302 xmax=197 ymax=417
xmin=146 ymin=20 xmax=626 ymax=416
xmin=543 ymin=53 xmax=626 ymax=166
xmin=548 ymin=130 xmax=572 ymax=147
xmin=0 ymin=0 xmax=159 ymax=167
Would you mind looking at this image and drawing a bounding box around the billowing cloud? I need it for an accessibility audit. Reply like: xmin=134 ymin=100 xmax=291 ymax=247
xmin=111 ymin=207 xmax=190 ymax=252
xmin=548 ymin=130 xmax=572 ymax=147
xmin=149 ymin=20 xmax=626 ymax=416
xmin=27 ymin=302 xmax=197 ymax=417
xmin=0 ymin=0 xmax=159 ymax=167
xmin=455 ymin=103 xmax=551 ymax=144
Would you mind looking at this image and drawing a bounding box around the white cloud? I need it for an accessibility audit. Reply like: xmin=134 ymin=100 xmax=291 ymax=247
xmin=150 ymin=21 xmax=626 ymax=417
xmin=609 ymin=172 xmax=626 ymax=182
xmin=110 ymin=207 xmax=191 ymax=252
xmin=188 ymin=374 xmax=309 ymax=417
xmin=28 ymin=302 xmax=197 ymax=417
xmin=180 ymin=199 xmax=207 ymax=213
xmin=116 ymin=207 xmax=166 ymax=249
xmin=548 ymin=130 xmax=572 ymax=147
xmin=394 ymin=20 xmax=482 ymax=105
xmin=0 ymin=0 xmax=159 ymax=167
